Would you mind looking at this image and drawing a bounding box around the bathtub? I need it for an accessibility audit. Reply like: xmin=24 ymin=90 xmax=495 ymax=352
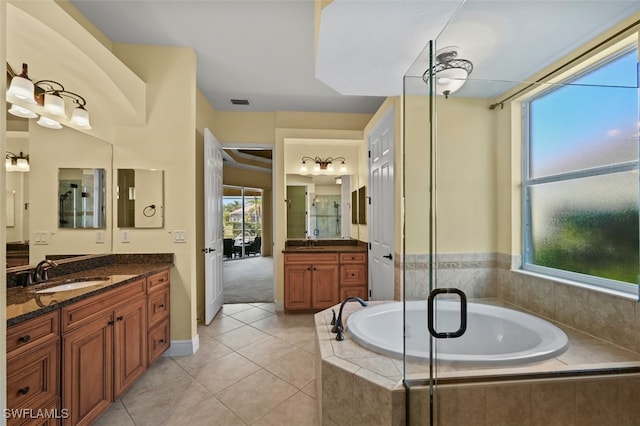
xmin=346 ymin=300 xmax=569 ymax=365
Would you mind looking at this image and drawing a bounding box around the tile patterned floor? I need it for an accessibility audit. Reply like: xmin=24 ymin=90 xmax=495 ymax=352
xmin=95 ymin=303 xmax=319 ymax=426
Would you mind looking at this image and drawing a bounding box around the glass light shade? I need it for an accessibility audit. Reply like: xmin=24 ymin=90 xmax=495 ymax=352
xmin=339 ymin=162 xmax=347 ymax=173
xmin=16 ymin=158 xmax=29 ymax=172
xmin=37 ymin=116 xmax=63 ymax=130
xmin=327 ymin=162 xmax=334 ymax=172
xmin=7 ymin=76 xmax=36 ymax=103
xmin=8 ymin=104 xmax=38 ymax=119
xmin=435 ymin=68 xmax=468 ymax=95
xmin=300 ymin=162 xmax=308 ymax=173
xmin=70 ymin=107 xmax=91 ymax=129
xmin=44 ymin=93 xmax=66 ymax=117
xmin=313 ymin=163 xmax=321 ymax=172
xmin=5 ymin=157 xmax=16 ymax=172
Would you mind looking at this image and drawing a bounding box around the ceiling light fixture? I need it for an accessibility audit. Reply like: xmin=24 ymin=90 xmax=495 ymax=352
xmin=5 ymin=151 xmax=30 ymax=172
xmin=6 ymin=63 xmax=92 ymax=130
xmin=300 ymin=156 xmax=347 ymax=174
xmin=422 ymin=47 xmax=473 ymax=99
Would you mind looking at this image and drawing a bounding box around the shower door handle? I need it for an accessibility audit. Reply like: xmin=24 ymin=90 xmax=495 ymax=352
xmin=383 ymin=253 xmax=393 ymax=260
xmin=427 ymin=288 xmax=467 ymax=339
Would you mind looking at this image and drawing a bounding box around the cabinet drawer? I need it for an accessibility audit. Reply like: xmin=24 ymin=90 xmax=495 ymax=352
xmin=7 ymin=339 xmax=59 ymax=419
xmin=7 ymin=311 xmax=59 ymax=357
xmin=339 ymin=253 xmax=367 ymax=264
xmin=147 ymin=270 xmax=170 ymax=291
xmin=148 ymin=319 xmax=170 ymax=365
xmin=340 ymin=286 xmax=368 ymax=301
xmin=14 ymin=398 xmax=61 ymax=426
xmin=147 ymin=285 xmax=170 ymax=328
xmin=284 ymin=253 xmax=339 ymax=264
xmin=340 ymin=264 xmax=367 ymax=286
xmin=61 ymin=279 xmax=146 ymax=333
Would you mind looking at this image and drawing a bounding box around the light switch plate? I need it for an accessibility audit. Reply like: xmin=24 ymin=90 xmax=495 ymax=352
xmin=33 ymin=231 xmax=49 ymax=245
xmin=121 ymin=230 xmax=131 ymax=243
xmin=173 ymin=230 xmax=187 ymax=243
xmin=96 ymin=230 xmax=105 ymax=244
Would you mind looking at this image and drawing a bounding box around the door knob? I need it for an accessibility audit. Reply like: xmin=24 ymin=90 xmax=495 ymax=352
xmin=383 ymin=253 xmax=393 ymax=260
xmin=201 ymin=248 xmax=216 ymax=253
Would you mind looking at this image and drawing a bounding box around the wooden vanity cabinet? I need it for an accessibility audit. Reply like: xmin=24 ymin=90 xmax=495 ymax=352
xmin=6 ymin=310 xmax=60 ymax=426
xmin=284 ymin=253 xmax=339 ymax=311
xmin=62 ymin=278 xmax=147 ymax=425
xmin=339 ymin=253 xmax=368 ymax=301
xmin=146 ymin=270 xmax=170 ymax=365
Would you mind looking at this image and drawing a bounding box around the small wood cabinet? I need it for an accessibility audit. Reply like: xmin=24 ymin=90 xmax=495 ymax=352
xmin=146 ymin=270 xmax=170 ymax=365
xmin=284 ymin=250 xmax=368 ymax=312
xmin=6 ymin=310 xmax=60 ymax=426
xmin=284 ymin=253 xmax=339 ymax=311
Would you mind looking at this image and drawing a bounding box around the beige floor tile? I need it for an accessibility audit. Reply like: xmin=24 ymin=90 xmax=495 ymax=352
xmin=192 ymin=351 xmax=262 ymax=394
xmin=214 ymin=324 xmax=271 ymax=350
xmin=256 ymin=303 xmax=277 ymax=313
xmin=253 ymin=391 xmax=319 ymax=426
xmin=172 ymin=336 xmax=234 ymax=375
xmin=165 ymin=394 xmax=247 ymax=426
xmin=230 ymin=307 xmax=275 ymax=324
xmin=302 ymin=380 xmax=316 ymax=399
xmin=237 ymin=335 xmax=297 ymax=367
xmin=222 ymin=303 xmax=255 ymax=315
xmin=265 ymin=348 xmax=315 ymax=389
xmin=200 ymin=315 xmax=245 ymax=337
xmin=93 ymin=400 xmax=135 ymax=426
xmin=251 ymin=313 xmax=309 ymax=334
xmin=216 ymin=369 xmax=298 ymax=424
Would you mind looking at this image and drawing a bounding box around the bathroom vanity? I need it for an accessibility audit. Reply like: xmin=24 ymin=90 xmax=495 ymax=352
xmin=6 ymin=254 xmax=173 ymax=426
xmin=283 ymin=240 xmax=367 ymax=312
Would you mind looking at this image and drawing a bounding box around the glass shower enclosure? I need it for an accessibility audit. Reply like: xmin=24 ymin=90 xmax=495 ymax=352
xmin=402 ymin=2 xmax=640 ymax=424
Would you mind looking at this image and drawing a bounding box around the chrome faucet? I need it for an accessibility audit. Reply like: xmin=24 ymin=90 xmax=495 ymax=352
xmin=33 ymin=259 xmax=59 ymax=283
xmin=331 ymin=296 xmax=368 ymax=341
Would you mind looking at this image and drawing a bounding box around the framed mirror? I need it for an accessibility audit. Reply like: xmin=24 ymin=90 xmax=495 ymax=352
xmin=117 ymin=168 xmax=164 ymax=228
xmin=58 ymin=168 xmax=106 ymax=229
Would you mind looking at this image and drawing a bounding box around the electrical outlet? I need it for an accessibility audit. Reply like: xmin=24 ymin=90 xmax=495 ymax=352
xmin=96 ymin=230 xmax=105 ymax=244
xmin=121 ymin=230 xmax=131 ymax=243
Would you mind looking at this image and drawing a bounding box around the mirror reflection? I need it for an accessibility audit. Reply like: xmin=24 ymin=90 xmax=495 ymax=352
xmin=286 ymin=174 xmax=353 ymax=239
xmin=58 ymin=168 xmax=106 ymax=229
xmin=117 ymin=168 xmax=164 ymax=228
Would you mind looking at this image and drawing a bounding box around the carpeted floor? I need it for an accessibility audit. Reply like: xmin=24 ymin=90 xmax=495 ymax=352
xmin=223 ymin=255 xmax=274 ymax=303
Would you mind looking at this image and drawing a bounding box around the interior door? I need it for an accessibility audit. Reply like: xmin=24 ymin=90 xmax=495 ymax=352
xmin=204 ymin=128 xmax=224 ymax=325
xmin=369 ymin=107 xmax=395 ymax=300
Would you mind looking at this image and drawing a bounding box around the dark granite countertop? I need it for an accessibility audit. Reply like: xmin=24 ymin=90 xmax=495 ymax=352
xmin=7 ymin=259 xmax=172 ymax=327
xmin=282 ymin=245 xmax=367 ymax=254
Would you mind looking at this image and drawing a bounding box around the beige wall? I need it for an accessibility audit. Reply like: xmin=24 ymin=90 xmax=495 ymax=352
xmin=1 ymin=0 xmax=7 ymax=414
xmin=112 ymin=44 xmax=198 ymax=343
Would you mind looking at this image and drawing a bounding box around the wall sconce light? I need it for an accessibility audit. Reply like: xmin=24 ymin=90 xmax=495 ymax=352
xmin=6 ymin=63 xmax=92 ymax=130
xmin=5 ymin=151 xmax=30 ymax=172
xmin=422 ymin=47 xmax=473 ymax=99
xmin=300 ymin=156 xmax=347 ymax=173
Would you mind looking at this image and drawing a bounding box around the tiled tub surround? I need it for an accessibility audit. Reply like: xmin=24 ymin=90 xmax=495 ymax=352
xmin=316 ymin=298 xmax=640 ymax=425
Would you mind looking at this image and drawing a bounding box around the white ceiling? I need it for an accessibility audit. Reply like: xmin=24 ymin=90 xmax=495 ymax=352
xmin=69 ymin=0 xmax=640 ymax=113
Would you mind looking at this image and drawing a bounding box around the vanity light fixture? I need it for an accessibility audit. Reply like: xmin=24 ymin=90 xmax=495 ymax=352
xmin=422 ymin=47 xmax=473 ymax=99
xmin=6 ymin=63 xmax=92 ymax=130
xmin=5 ymin=151 xmax=30 ymax=172
xmin=300 ymin=156 xmax=347 ymax=173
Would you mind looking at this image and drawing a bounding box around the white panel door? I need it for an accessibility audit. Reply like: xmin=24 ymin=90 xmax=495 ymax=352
xmin=204 ymin=128 xmax=224 ymax=325
xmin=369 ymin=108 xmax=395 ymax=300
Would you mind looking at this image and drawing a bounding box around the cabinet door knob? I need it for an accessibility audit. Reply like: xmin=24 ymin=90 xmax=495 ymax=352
xmin=108 ymin=320 xmax=115 ymax=326
xmin=18 ymin=386 xmax=30 ymax=395
xmin=116 ymin=316 xmax=124 ymax=321
xmin=159 ymin=304 xmax=165 ymax=308
xmin=18 ymin=335 xmax=31 ymax=343
xmin=159 ymin=339 xmax=165 ymax=343
xmin=307 ymin=267 xmax=311 ymax=271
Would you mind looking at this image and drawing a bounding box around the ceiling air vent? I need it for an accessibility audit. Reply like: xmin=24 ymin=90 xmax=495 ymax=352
xmin=230 ymin=99 xmax=250 ymax=105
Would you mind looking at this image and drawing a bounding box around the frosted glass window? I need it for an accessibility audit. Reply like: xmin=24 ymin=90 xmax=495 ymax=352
xmin=529 ymin=51 xmax=639 ymax=178
xmin=524 ymin=47 xmax=639 ymax=292
xmin=528 ymin=172 xmax=638 ymax=284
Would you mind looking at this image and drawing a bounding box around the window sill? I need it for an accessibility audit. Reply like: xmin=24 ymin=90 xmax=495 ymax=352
xmin=511 ymin=268 xmax=639 ymax=303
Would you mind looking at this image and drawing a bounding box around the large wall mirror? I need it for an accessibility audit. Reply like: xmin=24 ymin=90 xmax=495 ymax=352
xmin=117 ymin=168 xmax=164 ymax=228
xmin=58 ymin=168 xmax=106 ymax=229
xmin=284 ymin=138 xmax=361 ymax=240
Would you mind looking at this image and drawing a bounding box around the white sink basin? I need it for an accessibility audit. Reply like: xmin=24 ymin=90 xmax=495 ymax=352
xmin=35 ymin=278 xmax=110 ymax=294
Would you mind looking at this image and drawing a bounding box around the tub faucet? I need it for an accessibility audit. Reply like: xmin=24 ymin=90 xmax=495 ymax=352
xmin=33 ymin=259 xmax=59 ymax=283
xmin=332 ymin=296 xmax=368 ymax=341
